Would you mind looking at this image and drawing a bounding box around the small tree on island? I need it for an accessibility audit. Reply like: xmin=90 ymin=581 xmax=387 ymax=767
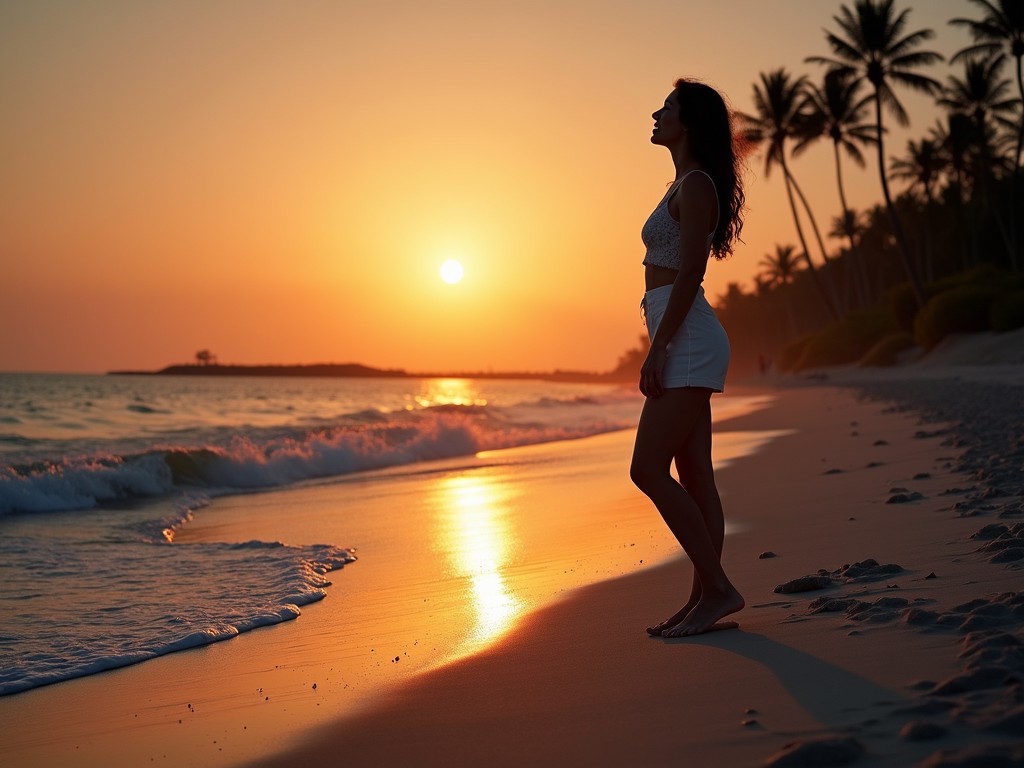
xmin=195 ymin=349 xmax=218 ymax=366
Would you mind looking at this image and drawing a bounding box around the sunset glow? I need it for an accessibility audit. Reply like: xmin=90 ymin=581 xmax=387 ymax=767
xmin=0 ymin=1 xmax=971 ymax=374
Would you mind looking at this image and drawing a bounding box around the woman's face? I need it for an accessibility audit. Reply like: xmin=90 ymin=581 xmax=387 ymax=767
xmin=651 ymin=90 xmax=686 ymax=147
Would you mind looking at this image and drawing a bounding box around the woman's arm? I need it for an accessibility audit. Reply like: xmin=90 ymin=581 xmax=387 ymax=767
xmin=639 ymin=173 xmax=717 ymax=398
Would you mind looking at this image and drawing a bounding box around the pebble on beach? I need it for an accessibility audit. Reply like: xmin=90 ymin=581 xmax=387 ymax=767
xmin=887 ymin=491 xmax=924 ymax=504
xmin=763 ymin=736 xmax=864 ymax=767
xmin=776 ymin=559 xmax=904 ymax=594
xmin=899 ymin=721 xmax=947 ymax=741
xmin=774 ymin=575 xmax=833 ymax=594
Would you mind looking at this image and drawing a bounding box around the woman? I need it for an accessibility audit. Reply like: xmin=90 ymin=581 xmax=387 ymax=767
xmin=630 ymin=79 xmax=746 ymax=638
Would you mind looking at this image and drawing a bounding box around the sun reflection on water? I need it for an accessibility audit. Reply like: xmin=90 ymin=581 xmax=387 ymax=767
xmin=409 ymin=378 xmax=488 ymax=409
xmin=433 ymin=473 xmax=521 ymax=650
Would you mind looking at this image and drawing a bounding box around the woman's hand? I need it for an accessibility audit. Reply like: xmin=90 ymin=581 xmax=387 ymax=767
xmin=639 ymin=345 xmax=668 ymax=398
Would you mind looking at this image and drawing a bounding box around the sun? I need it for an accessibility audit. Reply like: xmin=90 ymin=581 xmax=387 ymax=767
xmin=439 ymin=259 xmax=465 ymax=285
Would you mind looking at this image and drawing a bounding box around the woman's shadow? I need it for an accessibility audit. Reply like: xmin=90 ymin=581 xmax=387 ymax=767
xmin=664 ymin=629 xmax=908 ymax=730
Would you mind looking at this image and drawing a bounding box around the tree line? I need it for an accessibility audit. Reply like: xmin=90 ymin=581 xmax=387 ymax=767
xmin=714 ymin=0 xmax=1024 ymax=376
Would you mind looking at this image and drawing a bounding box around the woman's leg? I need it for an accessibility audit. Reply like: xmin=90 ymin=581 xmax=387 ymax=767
xmin=630 ymin=388 xmax=742 ymax=636
xmin=643 ymin=399 xmax=725 ymax=634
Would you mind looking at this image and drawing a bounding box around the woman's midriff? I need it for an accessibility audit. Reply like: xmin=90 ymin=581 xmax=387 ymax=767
xmin=644 ymin=264 xmax=678 ymax=292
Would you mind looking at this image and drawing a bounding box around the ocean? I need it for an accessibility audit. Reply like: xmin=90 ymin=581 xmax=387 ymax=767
xmin=0 ymin=372 xmax=649 ymax=696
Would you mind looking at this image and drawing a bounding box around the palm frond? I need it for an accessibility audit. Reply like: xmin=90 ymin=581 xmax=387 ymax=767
xmin=888 ymin=70 xmax=943 ymax=97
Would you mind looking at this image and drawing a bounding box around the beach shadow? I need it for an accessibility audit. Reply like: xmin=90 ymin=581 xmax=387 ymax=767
xmin=664 ymin=630 xmax=907 ymax=729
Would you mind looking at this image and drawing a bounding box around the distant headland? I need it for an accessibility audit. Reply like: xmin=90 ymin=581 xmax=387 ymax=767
xmin=106 ymin=362 xmax=634 ymax=384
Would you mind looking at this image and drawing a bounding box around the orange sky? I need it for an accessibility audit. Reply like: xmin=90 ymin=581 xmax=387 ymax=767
xmin=0 ymin=1 xmax=972 ymax=373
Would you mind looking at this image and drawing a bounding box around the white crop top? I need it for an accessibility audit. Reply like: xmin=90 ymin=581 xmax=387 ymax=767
xmin=641 ymin=169 xmax=719 ymax=270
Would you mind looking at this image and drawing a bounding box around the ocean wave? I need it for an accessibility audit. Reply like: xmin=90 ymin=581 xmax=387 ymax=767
xmin=0 ymin=403 xmax=636 ymax=516
xmin=1 ymin=452 xmax=175 ymax=515
xmin=0 ymin=540 xmax=355 ymax=696
xmin=0 ymin=434 xmax=32 ymax=444
xmin=532 ymin=395 xmax=600 ymax=407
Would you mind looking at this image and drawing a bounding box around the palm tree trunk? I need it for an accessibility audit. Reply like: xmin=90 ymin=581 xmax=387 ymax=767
xmin=1011 ymin=52 xmax=1023 ymax=270
xmin=976 ymin=114 xmax=1015 ymax=265
xmin=873 ymin=90 xmax=926 ymax=307
xmin=788 ymin=172 xmax=844 ymax=313
xmin=951 ymin=172 xmax=972 ymax=271
xmin=833 ymin=143 xmax=856 ymax=255
xmin=832 ymin=141 xmax=869 ymax=309
xmin=789 ymin=175 xmax=833 ymax=266
xmin=782 ymin=163 xmax=840 ymax=321
xmin=923 ymin=185 xmax=935 ymax=283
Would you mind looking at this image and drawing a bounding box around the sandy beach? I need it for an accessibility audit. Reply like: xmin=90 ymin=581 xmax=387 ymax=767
xmin=2 ymin=356 xmax=1023 ymax=767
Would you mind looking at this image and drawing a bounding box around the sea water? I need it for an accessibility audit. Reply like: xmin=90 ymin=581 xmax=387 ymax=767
xmin=0 ymin=373 xmax=645 ymax=696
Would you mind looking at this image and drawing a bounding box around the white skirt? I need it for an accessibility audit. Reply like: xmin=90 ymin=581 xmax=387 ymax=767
xmin=641 ymin=284 xmax=730 ymax=392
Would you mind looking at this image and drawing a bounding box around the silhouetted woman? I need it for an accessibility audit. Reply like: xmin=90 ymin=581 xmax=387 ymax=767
xmin=630 ymin=79 xmax=746 ymax=638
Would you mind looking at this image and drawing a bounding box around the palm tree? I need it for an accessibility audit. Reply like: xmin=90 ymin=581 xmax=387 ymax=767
xmin=940 ymin=54 xmax=1021 ymax=263
xmin=952 ymin=1 xmax=1024 ymax=169
xmin=941 ymin=54 xmax=1019 ymax=136
xmin=951 ymin=0 xmax=1024 ymax=268
xmin=758 ymin=244 xmax=802 ymax=286
xmin=930 ymin=115 xmax=972 ymax=198
xmin=797 ymin=69 xmax=877 ymax=311
xmin=829 ymin=208 xmax=866 ymax=245
xmin=738 ymin=68 xmax=840 ymax=320
xmin=890 ymin=138 xmax=944 ymax=280
xmin=795 ymin=69 xmax=876 ymax=253
xmin=931 ymin=114 xmax=982 ymax=268
xmin=807 ymin=0 xmax=943 ymax=307
xmin=827 ymin=207 xmax=874 ymax=307
xmin=890 ymin=138 xmax=944 ymax=203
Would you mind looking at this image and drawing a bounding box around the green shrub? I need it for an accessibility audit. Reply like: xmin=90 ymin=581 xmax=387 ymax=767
xmin=990 ymin=291 xmax=1024 ymax=332
xmin=890 ymin=267 xmax=1011 ymax=335
xmin=794 ymin=309 xmax=898 ymax=370
xmin=926 ymin=264 xmax=1007 ymax=294
xmin=859 ymin=332 xmax=917 ymax=367
xmin=888 ymin=282 xmax=919 ymax=333
xmin=913 ymin=285 xmax=998 ymax=349
xmin=777 ymin=335 xmax=814 ymax=372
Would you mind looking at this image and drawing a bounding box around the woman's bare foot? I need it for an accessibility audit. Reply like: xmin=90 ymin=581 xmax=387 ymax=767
xmin=645 ymin=598 xmax=697 ymax=636
xmin=662 ymin=588 xmax=744 ymax=637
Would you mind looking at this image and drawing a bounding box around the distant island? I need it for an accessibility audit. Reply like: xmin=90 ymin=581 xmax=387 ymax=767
xmin=108 ymin=344 xmax=646 ymax=383
xmin=107 ymin=362 xmax=634 ymax=384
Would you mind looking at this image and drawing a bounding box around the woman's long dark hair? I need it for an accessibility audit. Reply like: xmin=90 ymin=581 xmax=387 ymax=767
xmin=674 ymin=78 xmax=745 ymax=260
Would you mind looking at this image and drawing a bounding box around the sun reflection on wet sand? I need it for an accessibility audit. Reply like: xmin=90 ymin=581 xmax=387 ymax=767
xmin=432 ymin=473 xmax=522 ymax=654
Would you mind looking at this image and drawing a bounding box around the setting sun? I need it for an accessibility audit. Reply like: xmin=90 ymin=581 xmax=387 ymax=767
xmin=439 ymin=259 xmax=465 ymax=285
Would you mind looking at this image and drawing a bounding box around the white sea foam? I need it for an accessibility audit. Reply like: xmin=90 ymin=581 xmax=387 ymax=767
xmin=0 ymin=538 xmax=355 ymax=696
